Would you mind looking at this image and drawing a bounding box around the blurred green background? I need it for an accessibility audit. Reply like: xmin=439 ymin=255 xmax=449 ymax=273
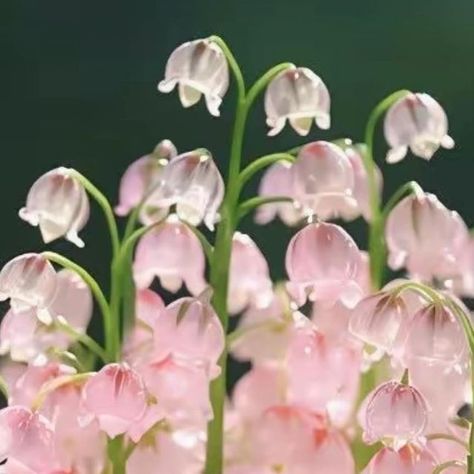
xmin=1 ymin=0 xmax=473 ymax=350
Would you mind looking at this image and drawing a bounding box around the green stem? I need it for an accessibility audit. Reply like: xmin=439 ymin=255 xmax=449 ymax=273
xmin=381 ymin=181 xmax=424 ymax=220
xmin=107 ymin=436 xmax=126 ymax=474
xmin=0 ymin=374 xmax=8 ymax=401
xmin=42 ymin=251 xmax=115 ymax=361
xmin=426 ymin=433 xmax=469 ymax=451
xmin=238 ymin=153 xmax=295 ymax=189
xmin=237 ymin=195 xmax=293 ymax=220
xmin=433 ymin=460 xmax=467 ymax=474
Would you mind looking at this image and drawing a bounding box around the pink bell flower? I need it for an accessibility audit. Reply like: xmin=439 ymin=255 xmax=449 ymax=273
xmin=81 ymin=363 xmax=148 ymax=438
xmin=285 ymin=222 xmax=362 ymax=307
xmin=363 ymin=380 xmax=429 ymax=450
xmin=264 ymin=66 xmax=331 ymax=136
xmin=384 ymin=92 xmax=454 ymax=163
xmin=254 ymin=161 xmax=302 ymax=226
xmin=158 ymin=38 xmax=229 ymax=117
xmin=292 ymin=141 xmax=357 ymax=220
xmin=19 ymin=167 xmax=89 ymax=248
xmin=133 ymin=215 xmax=207 ymax=295
xmin=0 ymin=253 xmax=57 ymax=323
xmin=385 ymin=192 xmax=469 ymax=282
xmin=115 ymin=139 xmax=177 ymax=219
xmin=228 ymin=233 xmax=273 ymax=314
xmin=144 ymin=149 xmax=224 ymax=230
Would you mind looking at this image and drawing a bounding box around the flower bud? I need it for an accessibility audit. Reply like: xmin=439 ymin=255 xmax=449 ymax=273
xmin=265 ymin=66 xmax=330 ymax=136
xmin=384 ymin=92 xmax=454 ymax=163
xmin=158 ymin=38 xmax=229 ymax=117
xmin=19 ymin=167 xmax=89 ymax=247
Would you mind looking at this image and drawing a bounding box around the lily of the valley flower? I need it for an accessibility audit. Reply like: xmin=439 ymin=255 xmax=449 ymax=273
xmin=19 ymin=167 xmax=89 ymax=247
xmin=384 ymin=92 xmax=454 ymax=163
xmin=265 ymin=65 xmax=331 ymax=136
xmin=158 ymin=38 xmax=229 ymax=117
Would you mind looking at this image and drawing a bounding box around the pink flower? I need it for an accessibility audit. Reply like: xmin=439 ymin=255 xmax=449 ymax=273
xmin=384 ymin=92 xmax=454 ymax=163
xmin=81 ymin=363 xmax=148 ymax=438
xmin=115 ymin=139 xmax=177 ymax=219
xmin=254 ymin=162 xmax=302 ymax=226
xmin=158 ymin=38 xmax=229 ymax=117
xmin=133 ymin=215 xmax=207 ymax=295
xmin=385 ymin=192 xmax=469 ymax=282
xmin=19 ymin=167 xmax=89 ymax=248
xmin=285 ymin=222 xmax=362 ymax=307
xmin=264 ymin=66 xmax=331 ymax=136
xmin=145 ymin=149 xmax=224 ymax=230
xmin=0 ymin=253 xmax=57 ymax=323
xmin=228 ymin=233 xmax=273 ymax=314
xmin=363 ymin=381 xmax=428 ymax=449
xmin=292 ymin=141 xmax=357 ymax=220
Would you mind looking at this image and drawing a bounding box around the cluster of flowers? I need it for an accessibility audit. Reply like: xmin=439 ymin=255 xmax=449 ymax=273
xmin=0 ymin=36 xmax=472 ymax=474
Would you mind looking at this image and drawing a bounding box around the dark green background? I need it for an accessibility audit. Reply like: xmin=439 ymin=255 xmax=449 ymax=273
xmin=1 ymin=1 xmax=473 ymax=337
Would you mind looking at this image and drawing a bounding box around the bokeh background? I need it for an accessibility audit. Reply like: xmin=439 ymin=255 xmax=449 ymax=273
xmin=1 ymin=0 xmax=473 ymax=379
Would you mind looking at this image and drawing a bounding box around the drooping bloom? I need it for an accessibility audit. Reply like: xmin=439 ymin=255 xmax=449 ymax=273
xmin=158 ymin=38 xmax=229 ymax=117
xmin=385 ymin=192 xmax=469 ymax=282
xmin=228 ymin=232 xmax=273 ymax=314
xmin=144 ymin=149 xmax=224 ymax=230
xmin=254 ymin=161 xmax=302 ymax=226
xmin=81 ymin=363 xmax=148 ymax=438
xmin=384 ymin=92 xmax=454 ymax=163
xmin=133 ymin=215 xmax=207 ymax=295
xmin=285 ymin=222 xmax=362 ymax=307
xmin=264 ymin=66 xmax=331 ymax=136
xmin=19 ymin=167 xmax=89 ymax=247
xmin=363 ymin=381 xmax=428 ymax=449
xmin=115 ymin=139 xmax=177 ymax=220
xmin=0 ymin=253 xmax=57 ymax=322
xmin=292 ymin=141 xmax=357 ymax=220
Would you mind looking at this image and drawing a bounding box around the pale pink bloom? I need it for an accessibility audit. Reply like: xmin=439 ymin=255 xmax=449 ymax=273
xmin=363 ymin=381 xmax=428 ymax=449
xmin=311 ymin=300 xmax=355 ymax=344
xmin=145 ymin=149 xmax=224 ymax=230
xmin=158 ymin=38 xmax=229 ymax=117
xmin=385 ymin=192 xmax=469 ymax=282
xmin=285 ymin=222 xmax=362 ymax=307
xmin=0 ymin=253 xmax=57 ymax=323
xmin=349 ymin=292 xmax=410 ymax=356
xmin=81 ymin=363 xmax=147 ymax=438
xmin=404 ymin=303 xmax=467 ymax=365
xmin=254 ymin=162 xmax=302 ymax=226
xmin=264 ymin=66 xmax=331 ymax=136
xmin=151 ymin=294 xmax=225 ymax=378
xmin=228 ymin=233 xmax=273 ymax=314
xmin=450 ymin=237 xmax=474 ymax=298
xmin=362 ymin=445 xmax=437 ymax=474
xmin=0 ymin=406 xmax=57 ymax=472
xmin=427 ymin=439 xmax=468 ymax=474
xmin=133 ymin=215 xmax=207 ymax=295
xmin=115 ymin=139 xmax=177 ymax=219
xmin=19 ymin=167 xmax=89 ymax=248
xmin=384 ymin=92 xmax=454 ymax=163
xmin=292 ymin=141 xmax=357 ymax=220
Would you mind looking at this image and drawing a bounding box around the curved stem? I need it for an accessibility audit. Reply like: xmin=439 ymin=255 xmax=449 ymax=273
xmin=123 ymin=206 xmax=141 ymax=243
xmin=382 ymin=181 xmax=424 ymax=220
xmin=0 ymin=374 xmax=8 ymax=401
xmin=433 ymin=460 xmax=467 ymax=474
xmin=42 ymin=251 xmax=115 ymax=361
xmin=238 ymin=195 xmax=293 ymax=220
xmin=238 ymin=153 xmax=295 ymax=190
xmin=426 ymin=433 xmax=469 ymax=451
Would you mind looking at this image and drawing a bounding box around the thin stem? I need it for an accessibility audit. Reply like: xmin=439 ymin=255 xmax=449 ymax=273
xmin=67 ymin=169 xmax=120 ymax=259
xmin=107 ymin=436 xmax=126 ymax=474
xmin=382 ymin=181 xmax=424 ymax=220
xmin=238 ymin=153 xmax=295 ymax=190
xmin=238 ymin=195 xmax=293 ymax=220
xmin=426 ymin=433 xmax=469 ymax=451
xmin=42 ymin=251 xmax=115 ymax=361
xmin=123 ymin=206 xmax=141 ymax=242
xmin=0 ymin=374 xmax=8 ymax=401
xmin=433 ymin=460 xmax=467 ymax=473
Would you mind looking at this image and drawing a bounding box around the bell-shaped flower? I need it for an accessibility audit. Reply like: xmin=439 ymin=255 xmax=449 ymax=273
xmin=133 ymin=215 xmax=207 ymax=295
xmin=0 ymin=253 xmax=58 ymax=322
xmin=264 ymin=66 xmax=331 ymax=136
xmin=145 ymin=149 xmax=224 ymax=230
xmin=81 ymin=363 xmax=148 ymax=438
xmin=115 ymin=139 xmax=177 ymax=219
xmin=292 ymin=141 xmax=357 ymax=220
xmin=384 ymin=92 xmax=454 ymax=163
xmin=403 ymin=303 xmax=467 ymax=365
xmin=385 ymin=192 xmax=469 ymax=282
xmin=362 ymin=445 xmax=437 ymax=474
xmin=285 ymin=222 xmax=362 ymax=307
xmin=363 ymin=380 xmax=428 ymax=450
xmin=19 ymin=167 xmax=89 ymax=247
xmin=254 ymin=161 xmax=302 ymax=226
xmin=228 ymin=232 xmax=273 ymax=314
xmin=158 ymin=38 xmax=229 ymax=117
